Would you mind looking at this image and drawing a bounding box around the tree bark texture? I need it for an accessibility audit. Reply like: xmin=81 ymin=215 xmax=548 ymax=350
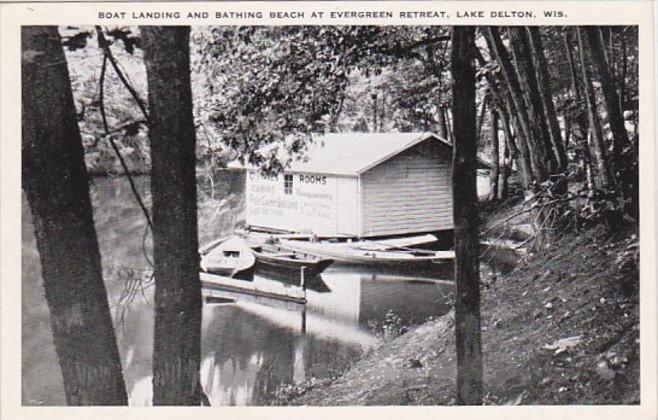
xmin=474 ymin=45 xmax=531 ymax=189
xmin=528 ymin=27 xmax=567 ymax=172
xmin=499 ymin=109 xmax=511 ymax=200
xmin=142 ymin=26 xmax=202 ymax=406
xmin=437 ymin=105 xmax=449 ymax=140
xmin=564 ymin=29 xmax=594 ymax=183
xmin=485 ymin=27 xmax=547 ymax=183
xmin=577 ymin=28 xmax=613 ymax=189
xmin=450 ymin=26 xmax=483 ymax=406
xmin=489 ymin=106 xmax=500 ymax=200
xmin=585 ymin=26 xmax=630 ymax=174
xmin=507 ymin=27 xmax=557 ymax=176
xmin=21 ymin=26 xmax=128 ymax=405
xmin=501 ymin=91 xmax=533 ymax=188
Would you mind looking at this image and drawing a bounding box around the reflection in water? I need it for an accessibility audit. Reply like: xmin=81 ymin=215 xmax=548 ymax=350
xmin=192 ymin=267 xmax=454 ymax=406
xmin=22 ymin=174 xmax=458 ymax=406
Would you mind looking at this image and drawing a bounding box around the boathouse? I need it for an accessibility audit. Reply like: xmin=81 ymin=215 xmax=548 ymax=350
xmin=241 ymin=132 xmax=481 ymax=238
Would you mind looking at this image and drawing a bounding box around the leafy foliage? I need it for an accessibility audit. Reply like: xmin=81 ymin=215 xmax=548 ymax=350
xmin=192 ymin=26 xmax=451 ymax=172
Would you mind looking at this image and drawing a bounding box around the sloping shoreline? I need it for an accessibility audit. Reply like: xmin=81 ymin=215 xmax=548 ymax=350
xmin=274 ymin=225 xmax=640 ymax=406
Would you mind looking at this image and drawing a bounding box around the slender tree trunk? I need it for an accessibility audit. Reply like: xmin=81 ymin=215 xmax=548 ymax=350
xmin=380 ymin=94 xmax=386 ymax=132
xmin=444 ymin=107 xmax=454 ymax=142
xmin=585 ymin=26 xmax=630 ymax=173
xmin=564 ymin=29 xmax=594 ymax=183
xmin=142 ymin=26 xmax=202 ymax=406
xmin=475 ymin=93 xmax=489 ymax=143
xmin=451 ymin=26 xmax=483 ymax=405
xmin=372 ymin=92 xmax=378 ymax=133
xmin=563 ymin=31 xmax=590 ymax=143
xmin=507 ymin=27 xmax=557 ymax=175
xmin=489 ymin=106 xmax=500 ymax=200
xmin=577 ymin=28 xmax=613 ymax=188
xmin=501 ymin=93 xmax=533 ymax=188
xmin=22 ymin=26 xmax=127 ymax=405
xmin=499 ymin=109 xmax=512 ymax=199
xmin=528 ymin=27 xmax=567 ymax=172
xmin=437 ymin=105 xmax=449 ymax=140
xmin=485 ymin=27 xmax=547 ymax=183
xmin=474 ymin=45 xmax=531 ymax=189
xmin=619 ymin=31 xmax=627 ymax=115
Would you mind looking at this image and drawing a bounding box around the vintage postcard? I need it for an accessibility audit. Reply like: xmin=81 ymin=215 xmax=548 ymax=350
xmin=1 ymin=1 xmax=656 ymax=419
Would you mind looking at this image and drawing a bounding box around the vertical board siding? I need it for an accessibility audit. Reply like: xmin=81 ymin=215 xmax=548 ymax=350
xmin=361 ymin=141 xmax=453 ymax=237
xmin=335 ymin=176 xmax=360 ymax=236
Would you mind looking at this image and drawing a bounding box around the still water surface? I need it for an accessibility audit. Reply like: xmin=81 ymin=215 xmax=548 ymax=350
xmin=22 ymin=172 xmax=455 ymax=406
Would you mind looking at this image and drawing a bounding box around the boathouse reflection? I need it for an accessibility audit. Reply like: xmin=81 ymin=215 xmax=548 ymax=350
xmin=196 ymin=266 xmax=453 ymax=405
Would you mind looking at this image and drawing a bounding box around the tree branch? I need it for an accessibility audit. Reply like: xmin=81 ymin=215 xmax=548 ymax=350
xmin=99 ymin=53 xmax=154 ymax=234
xmin=96 ymin=26 xmax=150 ymax=121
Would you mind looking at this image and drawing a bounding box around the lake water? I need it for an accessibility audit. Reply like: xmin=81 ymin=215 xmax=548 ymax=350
xmin=21 ymin=171 xmax=456 ymax=406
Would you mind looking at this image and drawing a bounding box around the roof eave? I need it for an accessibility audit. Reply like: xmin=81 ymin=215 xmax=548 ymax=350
xmin=356 ymin=132 xmax=451 ymax=175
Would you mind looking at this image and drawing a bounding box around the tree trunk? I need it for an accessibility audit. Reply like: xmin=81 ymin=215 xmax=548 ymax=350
xmin=437 ymin=105 xmax=449 ymax=140
xmin=501 ymin=92 xmax=533 ymax=188
xmin=485 ymin=27 xmax=547 ymax=183
xmin=371 ymin=92 xmax=378 ymax=132
xmin=619 ymin=31 xmax=627 ymax=115
xmin=577 ymin=28 xmax=613 ymax=189
xmin=585 ymin=26 xmax=630 ymax=173
xmin=528 ymin=27 xmax=567 ymax=173
xmin=21 ymin=26 xmax=127 ymax=405
xmin=450 ymin=26 xmax=483 ymax=405
xmin=489 ymin=106 xmax=500 ymax=200
xmin=474 ymin=45 xmax=531 ymax=189
xmin=507 ymin=27 xmax=557 ymax=176
xmin=475 ymin=93 xmax=489 ymax=144
xmin=142 ymin=26 xmax=202 ymax=406
xmin=563 ymin=30 xmax=590 ymax=143
xmin=444 ymin=107 xmax=454 ymax=142
xmin=564 ymin=29 xmax=594 ymax=185
xmin=499 ymin=108 xmax=512 ymax=199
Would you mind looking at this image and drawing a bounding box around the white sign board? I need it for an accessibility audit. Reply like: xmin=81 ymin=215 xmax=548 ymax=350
xmin=246 ymin=171 xmax=338 ymax=235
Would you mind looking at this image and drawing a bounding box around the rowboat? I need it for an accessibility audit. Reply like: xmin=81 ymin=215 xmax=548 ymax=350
xmin=279 ymin=239 xmax=454 ymax=271
xmin=199 ymin=236 xmax=255 ymax=277
xmin=251 ymin=243 xmax=334 ymax=277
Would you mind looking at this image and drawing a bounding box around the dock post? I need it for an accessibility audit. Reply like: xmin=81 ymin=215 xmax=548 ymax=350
xmin=300 ymin=266 xmax=307 ymax=291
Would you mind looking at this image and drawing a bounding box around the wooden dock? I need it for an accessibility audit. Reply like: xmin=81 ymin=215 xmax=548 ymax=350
xmin=200 ymin=272 xmax=307 ymax=305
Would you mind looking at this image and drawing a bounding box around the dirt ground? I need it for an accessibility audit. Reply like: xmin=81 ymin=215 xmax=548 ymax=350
xmin=272 ymin=217 xmax=640 ymax=406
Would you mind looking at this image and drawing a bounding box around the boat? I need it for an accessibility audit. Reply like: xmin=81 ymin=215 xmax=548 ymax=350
xmin=251 ymin=242 xmax=334 ymax=277
xmin=199 ymin=236 xmax=255 ymax=277
xmin=278 ymin=239 xmax=454 ymax=271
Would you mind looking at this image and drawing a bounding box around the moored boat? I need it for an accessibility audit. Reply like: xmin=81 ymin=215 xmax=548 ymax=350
xmin=251 ymin=243 xmax=334 ymax=277
xmin=278 ymin=239 xmax=454 ymax=271
xmin=199 ymin=236 xmax=255 ymax=277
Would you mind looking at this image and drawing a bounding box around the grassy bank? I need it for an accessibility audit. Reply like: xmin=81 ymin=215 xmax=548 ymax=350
xmin=273 ymin=221 xmax=640 ymax=405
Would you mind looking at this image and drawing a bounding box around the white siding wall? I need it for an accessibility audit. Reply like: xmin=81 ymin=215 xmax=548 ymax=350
xmin=360 ymin=141 xmax=453 ymax=237
xmin=246 ymin=171 xmax=340 ymax=236
xmin=335 ymin=176 xmax=359 ymax=236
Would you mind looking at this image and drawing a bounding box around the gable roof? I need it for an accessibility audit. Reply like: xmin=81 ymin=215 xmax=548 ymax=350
xmin=287 ymin=132 xmax=451 ymax=176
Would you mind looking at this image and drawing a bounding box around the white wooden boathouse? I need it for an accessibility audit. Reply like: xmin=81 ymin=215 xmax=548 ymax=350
xmin=241 ymin=132 xmax=475 ymax=238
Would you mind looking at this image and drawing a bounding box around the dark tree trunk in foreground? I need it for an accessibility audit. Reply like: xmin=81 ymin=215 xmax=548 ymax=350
xmin=450 ymin=26 xmax=483 ymax=405
xmin=142 ymin=26 xmax=202 ymax=405
xmin=585 ymin=26 xmax=629 ymax=173
xmin=22 ymin=26 xmax=127 ymax=405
